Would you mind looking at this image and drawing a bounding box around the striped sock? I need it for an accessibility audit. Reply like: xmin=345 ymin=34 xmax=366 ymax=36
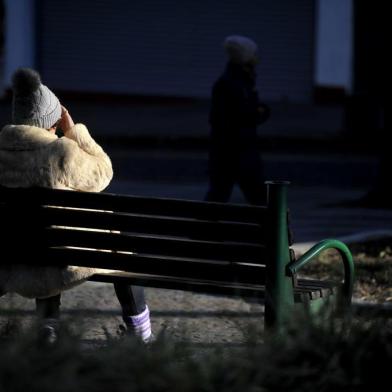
xmin=123 ymin=306 xmax=152 ymax=343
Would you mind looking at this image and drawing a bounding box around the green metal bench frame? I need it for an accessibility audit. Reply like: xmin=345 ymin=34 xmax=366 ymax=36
xmin=264 ymin=182 xmax=354 ymax=326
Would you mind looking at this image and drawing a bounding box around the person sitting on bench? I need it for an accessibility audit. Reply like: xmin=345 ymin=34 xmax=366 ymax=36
xmin=0 ymin=68 xmax=152 ymax=343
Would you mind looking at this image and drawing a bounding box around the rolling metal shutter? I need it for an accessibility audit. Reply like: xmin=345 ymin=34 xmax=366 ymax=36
xmin=37 ymin=0 xmax=314 ymax=102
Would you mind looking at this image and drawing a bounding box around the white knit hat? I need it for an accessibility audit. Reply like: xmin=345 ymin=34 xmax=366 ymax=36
xmin=224 ymin=35 xmax=258 ymax=64
xmin=11 ymin=68 xmax=62 ymax=129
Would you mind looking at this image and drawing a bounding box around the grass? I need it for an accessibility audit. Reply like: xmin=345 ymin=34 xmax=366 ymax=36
xmin=300 ymin=239 xmax=392 ymax=303
xmin=0 ymin=314 xmax=390 ymax=391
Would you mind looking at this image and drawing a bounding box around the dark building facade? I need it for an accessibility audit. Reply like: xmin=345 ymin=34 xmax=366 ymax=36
xmin=35 ymin=0 xmax=315 ymax=102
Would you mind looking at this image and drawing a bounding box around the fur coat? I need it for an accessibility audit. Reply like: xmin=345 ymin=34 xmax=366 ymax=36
xmin=0 ymin=123 xmax=113 ymax=298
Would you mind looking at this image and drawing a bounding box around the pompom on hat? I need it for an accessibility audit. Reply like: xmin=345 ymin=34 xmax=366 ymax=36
xmin=223 ymin=35 xmax=259 ymax=64
xmin=11 ymin=68 xmax=62 ymax=129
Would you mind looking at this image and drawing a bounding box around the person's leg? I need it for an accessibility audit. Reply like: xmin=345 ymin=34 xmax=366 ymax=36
xmin=113 ymin=283 xmax=152 ymax=342
xmin=36 ymin=294 xmax=61 ymax=319
xmin=205 ymin=176 xmax=234 ymax=203
xmin=114 ymin=283 xmax=147 ymax=315
xmin=205 ymin=148 xmax=236 ymax=203
xmin=35 ymin=294 xmax=61 ymax=343
xmin=238 ymin=151 xmax=267 ymax=206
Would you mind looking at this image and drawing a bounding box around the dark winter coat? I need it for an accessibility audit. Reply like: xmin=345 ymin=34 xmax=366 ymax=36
xmin=209 ymin=62 xmax=270 ymax=151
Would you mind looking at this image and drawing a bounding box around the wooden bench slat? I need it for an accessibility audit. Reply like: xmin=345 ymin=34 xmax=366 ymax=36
xmin=89 ymin=271 xmax=267 ymax=298
xmin=296 ymin=279 xmax=336 ymax=299
xmin=43 ymin=247 xmax=267 ymax=285
xmin=23 ymin=206 xmax=264 ymax=244
xmin=89 ymin=272 xmax=331 ymax=304
xmin=0 ymin=186 xmax=267 ymax=224
xmin=44 ymin=227 xmax=266 ymax=264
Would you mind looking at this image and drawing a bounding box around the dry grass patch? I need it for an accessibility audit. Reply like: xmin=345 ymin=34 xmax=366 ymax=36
xmin=298 ymin=239 xmax=392 ymax=303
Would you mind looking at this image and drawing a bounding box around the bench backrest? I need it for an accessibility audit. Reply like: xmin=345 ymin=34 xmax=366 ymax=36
xmin=0 ymin=182 xmax=294 ymax=325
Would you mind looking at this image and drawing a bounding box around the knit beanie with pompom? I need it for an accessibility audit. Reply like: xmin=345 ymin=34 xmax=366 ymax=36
xmin=11 ymin=68 xmax=61 ymax=129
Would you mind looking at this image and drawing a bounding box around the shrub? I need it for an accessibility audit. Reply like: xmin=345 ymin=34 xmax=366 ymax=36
xmin=0 ymin=313 xmax=390 ymax=392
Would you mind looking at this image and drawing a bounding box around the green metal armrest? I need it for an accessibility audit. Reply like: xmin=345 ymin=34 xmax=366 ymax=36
xmin=287 ymin=239 xmax=355 ymax=304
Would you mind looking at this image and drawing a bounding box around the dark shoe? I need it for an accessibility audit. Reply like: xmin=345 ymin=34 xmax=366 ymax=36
xmin=117 ymin=324 xmax=155 ymax=344
xmin=37 ymin=319 xmax=59 ymax=345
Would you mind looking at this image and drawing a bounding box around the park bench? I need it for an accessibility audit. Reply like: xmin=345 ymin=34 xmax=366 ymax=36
xmin=0 ymin=181 xmax=354 ymax=329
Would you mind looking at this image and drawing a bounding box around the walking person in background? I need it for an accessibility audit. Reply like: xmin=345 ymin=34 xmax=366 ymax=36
xmin=205 ymin=35 xmax=270 ymax=205
xmin=0 ymin=68 xmax=152 ymax=343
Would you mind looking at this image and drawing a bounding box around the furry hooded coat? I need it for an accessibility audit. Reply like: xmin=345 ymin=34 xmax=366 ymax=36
xmin=0 ymin=123 xmax=113 ymax=298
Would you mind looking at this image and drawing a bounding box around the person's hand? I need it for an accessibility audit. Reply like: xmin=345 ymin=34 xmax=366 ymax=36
xmin=59 ymin=105 xmax=75 ymax=134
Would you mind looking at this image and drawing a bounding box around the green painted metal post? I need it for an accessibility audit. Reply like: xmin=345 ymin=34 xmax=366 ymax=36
xmin=265 ymin=181 xmax=295 ymax=329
